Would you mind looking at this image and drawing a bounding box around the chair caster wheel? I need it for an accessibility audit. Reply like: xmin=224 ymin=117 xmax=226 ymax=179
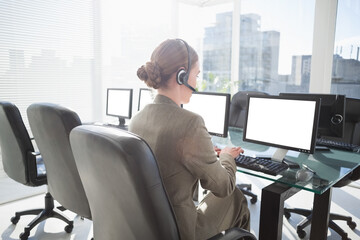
xmin=19 ymin=231 xmax=29 ymax=240
xmin=297 ymin=229 xmax=306 ymax=239
xmin=250 ymin=196 xmax=257 ymax=204
xmin=284 ymin=211 xmax=291 ymax=219
xmin=65 ymin=224 xmax=73 ymax=233
xmin=11 ymin=216 xmax=20 ymax=224
xmin=348 ymin=220 xmax=356 ymax=230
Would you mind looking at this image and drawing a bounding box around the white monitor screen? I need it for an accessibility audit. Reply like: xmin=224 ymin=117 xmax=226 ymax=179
xmin=243 ymin=95 xmax=320 ymax=153
xmin=138 ymin=88 xmax=155 ymax=111
xmin=106 ymin=88 xmax=133 ymax=119
xmin=183 ymin=92 xmax=230 ymax=137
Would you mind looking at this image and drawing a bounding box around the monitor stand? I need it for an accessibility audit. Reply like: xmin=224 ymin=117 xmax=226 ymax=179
xmin=117 ymin=117 xmax=128 ymax=130
xmin=258 ymin=148 xmax=300 ymax=169
xmin=118 ymin=117 xmax=125 ymax=126
xmin=105 ymin=117 xmax=128 ymax=130
xmin=272 ymin=148 xmax=288 ymax=162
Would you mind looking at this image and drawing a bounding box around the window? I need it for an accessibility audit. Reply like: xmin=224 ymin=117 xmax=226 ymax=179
xmin=100 ymin=0 xmax=174 ymax=122
xmin=331 ymin=0 xmax=360 ymax=99
xmin=179 ymin=0 xmax=315 ymax=95
xmin=178 ymin=2 xmax=234 ymax=92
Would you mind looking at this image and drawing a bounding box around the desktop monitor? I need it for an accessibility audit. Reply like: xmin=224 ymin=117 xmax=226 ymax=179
xmin=182 ymin=92 xmax=231 ymax=138
xmin=243 ymin=95 xmax=320 ymax=161
xmin=279 ymin=93 xmax=346 ymax=138
xmin=138 ymin=88 xmax=154 ymax=111
xmin=106 ymin=88 xmax=133 ymax=126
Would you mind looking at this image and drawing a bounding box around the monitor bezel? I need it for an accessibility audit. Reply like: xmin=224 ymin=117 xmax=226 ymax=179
xmin=138 ymin=88 xmax=152 ymax=111
xmin=279 ymin=93 xmax=346 ymax=138
xmin=106 ymin=88 xmax=133 ymax=120
xmin=183 ymin=91 xmax=231 ymax=138
xmin=243 ymin=94 xmax=321 ymax=154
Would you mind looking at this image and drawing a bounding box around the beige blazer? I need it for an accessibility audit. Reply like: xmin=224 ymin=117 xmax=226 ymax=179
xmin=129 ymin=94 xmax=237 ymax=240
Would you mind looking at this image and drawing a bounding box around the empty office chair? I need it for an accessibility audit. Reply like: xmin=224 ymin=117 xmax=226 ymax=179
xmin=70 ymin=125 xmax=256 ymax=240
xmin=0 ymin=101 xmax=73 ymax=240
xmin=27 ymin=103 xmax=91 ymax=224
xmin=284 ymin=97 xmax=360 ymax=239
xmin=229 ymin=91 xmax=268 ymax=204
xmin=342 ymin=98 xmax=360 ymax=146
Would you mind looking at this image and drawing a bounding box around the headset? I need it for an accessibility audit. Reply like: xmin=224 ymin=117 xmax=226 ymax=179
xmin=176 ymin=39 xmax=196 ymax=92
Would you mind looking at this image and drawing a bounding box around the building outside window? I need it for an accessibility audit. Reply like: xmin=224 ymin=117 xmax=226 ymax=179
xmin=331 ymin=0 xmax=360 ymax=99
xmin=180 ymin=0 xmax=317 ymax=95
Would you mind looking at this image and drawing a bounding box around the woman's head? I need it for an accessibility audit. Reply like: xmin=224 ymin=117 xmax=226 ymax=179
xmin=137 ymin=39 xmax=199 ymax=89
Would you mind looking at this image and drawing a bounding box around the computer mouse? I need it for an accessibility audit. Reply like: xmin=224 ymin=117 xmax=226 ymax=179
xmin=296 ymin=169 xmax=314 ymax=182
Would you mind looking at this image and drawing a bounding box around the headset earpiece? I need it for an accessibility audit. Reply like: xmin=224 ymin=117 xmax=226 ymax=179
xmin=176 ymin=68 xmax=187 ymax=85
xmin=175 ymin=39 xmax=196 ymax=92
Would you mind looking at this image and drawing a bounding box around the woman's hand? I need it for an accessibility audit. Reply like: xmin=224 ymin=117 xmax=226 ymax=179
xmin=214 ymin=146 xmax=222 ymax=157
xmin=220 ymin=146 xmax=244 ymax=158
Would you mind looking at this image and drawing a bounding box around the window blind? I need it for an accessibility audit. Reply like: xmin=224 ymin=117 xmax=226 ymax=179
xmin=0 ymin=0 xmax=95 ymax=174
xmin=0 ymin=0 xmax=95 ymax=127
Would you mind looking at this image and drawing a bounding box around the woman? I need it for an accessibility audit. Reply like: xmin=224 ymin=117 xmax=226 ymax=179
xmin=129 ymin=39 xmax=250 ymax=240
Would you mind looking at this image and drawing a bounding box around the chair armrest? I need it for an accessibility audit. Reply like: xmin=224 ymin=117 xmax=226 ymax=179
xmin=208 ymin=227 xmax=257 ymax=240
xmin=31 ymin=151 xmax=40 ymax=156
xmin=27 ymin=151 xmax=47 ymax=186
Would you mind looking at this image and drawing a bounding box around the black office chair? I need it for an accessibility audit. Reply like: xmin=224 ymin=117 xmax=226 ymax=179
xmin=70 ymin=125 xmax=256 ymax=240
xmin=27 ymin=103 xmax=91 ymax=228
xmin=0 ymin=101 xmax=73 ymax=240
xmin=229 ymin=91 xmax=269 ymax=204
xmin=284 ymin=97 xmax=360 ymax=240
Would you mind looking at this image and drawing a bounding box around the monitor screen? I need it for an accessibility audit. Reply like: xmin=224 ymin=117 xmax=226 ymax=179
xmin=138 ymin=88 xmax=154 ymax=111
xmin=106 ymin=88 xmax=133 ymax=126
xmin=279 ymin=93 xmax=345 ymax=138
xmin=182 ymin=92 xmax=230 ymax=138
xmin=243 ymin=95 xmax=320 ymax=156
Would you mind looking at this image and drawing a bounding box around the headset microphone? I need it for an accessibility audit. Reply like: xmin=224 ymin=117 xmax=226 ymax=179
xmin=176 ymin=39 xmax=196 ymax=93
xmin=183 ymin=80 xmax=196 ymax=92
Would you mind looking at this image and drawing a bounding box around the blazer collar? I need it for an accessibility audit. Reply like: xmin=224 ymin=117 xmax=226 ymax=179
xmin=154 ymin=94 xmax=179 ymax=107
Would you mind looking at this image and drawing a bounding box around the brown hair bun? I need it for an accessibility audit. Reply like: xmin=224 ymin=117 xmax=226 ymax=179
xmin=137 ymin=61 xmax=161 ymax=89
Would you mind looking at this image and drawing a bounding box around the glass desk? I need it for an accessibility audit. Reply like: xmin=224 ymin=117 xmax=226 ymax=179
xmin=212 ymin=127 xmax=360 ymax=240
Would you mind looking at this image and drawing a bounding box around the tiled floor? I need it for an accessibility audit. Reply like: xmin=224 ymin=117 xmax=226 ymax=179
xmin=1 ymin=173 xmax=360 ymax=240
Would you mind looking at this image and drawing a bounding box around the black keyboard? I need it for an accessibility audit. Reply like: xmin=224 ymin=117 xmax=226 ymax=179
xmin=316 ymin=138 xmax=360 ymax=153
xmin=235 ymin=155 xmax=289 ymax=176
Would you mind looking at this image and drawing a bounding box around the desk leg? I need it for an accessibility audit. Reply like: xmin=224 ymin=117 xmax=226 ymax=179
xmin=259 ymin=183 xmax=300 ymax=240
xmin=309 ymin=188 xmax=332 ymax=240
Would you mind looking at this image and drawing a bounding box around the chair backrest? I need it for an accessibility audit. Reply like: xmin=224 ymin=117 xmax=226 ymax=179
xmin=70 ymin=125 xmax=180 ymax=240
xmin=229 ymin=91 xmax=268 ymax=128
xmin=27 ymin=103 xmax=91 ymax=219
xmin=0 ymin=101 xmax=41 ymax=185
xmin=325 ymin=97 xmax=360 ymax=145
xmin=344 ymin=97 xmax=360 ymax=145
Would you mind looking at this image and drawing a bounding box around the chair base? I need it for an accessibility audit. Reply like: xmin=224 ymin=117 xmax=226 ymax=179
xmin=284 ymin=207 xmax=357 ymax=240
xmin=11 ymin=192 xmax=74 ymax=240
xmin=237 ymin=184 xmax=257 ymax=204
